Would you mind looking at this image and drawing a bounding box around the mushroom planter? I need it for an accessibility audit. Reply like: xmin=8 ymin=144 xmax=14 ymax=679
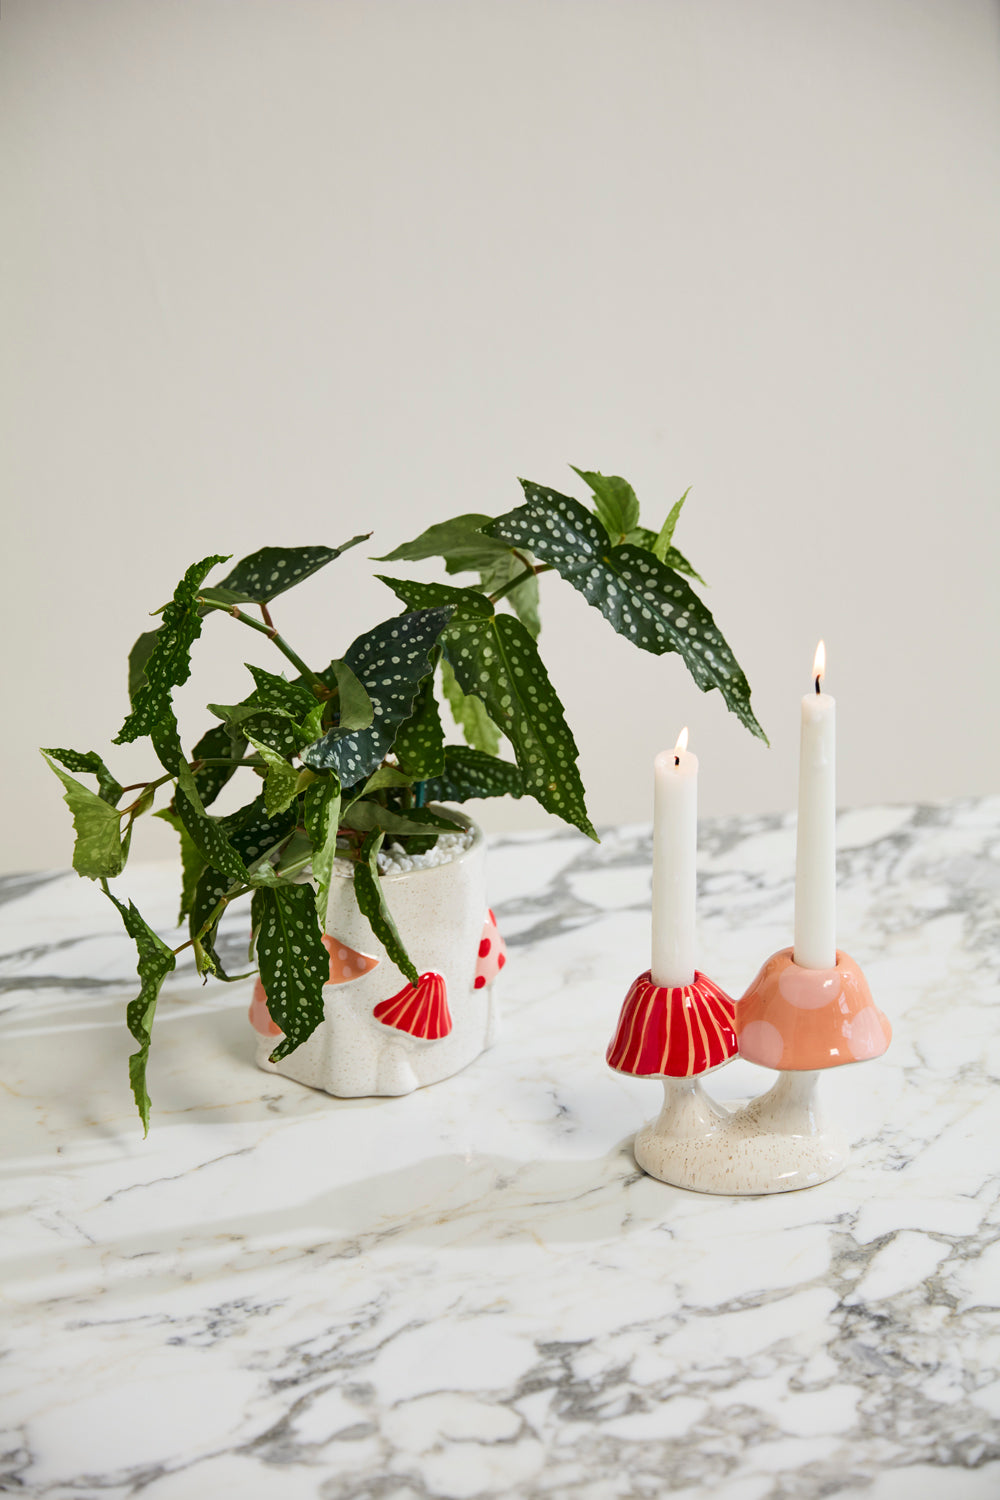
xmin=725 ymin=946 xmax=892 ymax=1194
xmin=607 ymin=970 xmax=740 ymax=1191
xmin=250 ymin=813 xmax=506 ymax=1097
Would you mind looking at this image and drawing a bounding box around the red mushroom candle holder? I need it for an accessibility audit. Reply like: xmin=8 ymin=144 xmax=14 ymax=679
xmin=607 ymin=970 xmax=740 ymax=1191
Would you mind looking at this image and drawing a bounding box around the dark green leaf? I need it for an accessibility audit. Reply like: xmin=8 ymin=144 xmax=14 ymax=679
xmin=487 ymin=485 xmax=766 ymax=742
xmin=102 ymin=888 xmax=176 ymax=1134
xmin=209 ymin=538 xmax=368 ymax=605
xmin=422 ymin=745 xmax=524 ymax=803
xmin=440 ymin=656 xmax=501 ymax=755
xmin=374 ymin=514 xmax=506 ymax=574
xmin=394 ymin=672 xmax=446 ymax=778
xmin=154 ymin=808 xmax=209 ymax=924
xmin=379 ymin=578 xmax=596 ymax=839
xmin=251 ymin=883 xmax=330 ymax=1062
xmin=353 ymin=831 xmax=418 ymax=985
xmin=301 ymin=608 xmax=453 ymax=783
xmin=127 ymin=629 xmax=161 ymax=706
xmin=189 ymin=722 xmax=247 ymax=809
xmin=304 ymin=777 xmax=341 ymax=928
xmin=116 ymin=555 xmax=229 ymax=743
xmin=570 ymin=467 xmax=640 ymax=539
xmin=324 ymin=658 xmax=374 ymax=731
xmin=41 ymin=747 xmax=122 ymax=806
xmin=246 ymin=664 xmax=317 ymax=718
xmin=42 ymin=753 xmax=128 ymax=879
xmin=151 ymin=715 xmax=250 ymax=883
xmin=244 ymin=734 xmax=300 ymax=817
xmin=340 ymin=801 xmax=458 ymax=836
xmin=209 ymin=703 xmax=309 ymax=760
xmin=376 ymin=578 xmax=490 ymax=621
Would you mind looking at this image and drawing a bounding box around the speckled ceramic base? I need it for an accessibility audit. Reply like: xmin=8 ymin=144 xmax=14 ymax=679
xmin=255 ymin=810 xmax=500 ymax=1097
xmin=634 ymin=1071 xmax=848 ymax=1195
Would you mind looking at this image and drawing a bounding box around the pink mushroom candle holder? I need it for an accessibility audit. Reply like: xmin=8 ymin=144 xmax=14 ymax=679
xmin=606 ymin=970 xmax=741 ymax=1192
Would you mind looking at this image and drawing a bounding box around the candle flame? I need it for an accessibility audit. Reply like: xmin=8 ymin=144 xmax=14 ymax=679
xmin=812 ymin=640 xmax=826 ymax=687
xmin=674 ymin=726 xmax=689 ymax=753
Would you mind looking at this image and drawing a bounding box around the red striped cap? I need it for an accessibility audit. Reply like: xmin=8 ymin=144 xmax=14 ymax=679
xmin=606 ymin=970 xmax=738 ymax=1078
xmin=373 ymin=971 xmax=453 ymax=1041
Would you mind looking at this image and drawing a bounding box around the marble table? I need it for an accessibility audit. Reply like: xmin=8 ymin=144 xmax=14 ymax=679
xmin=2 ymin=798 xmax=999 ymax=1500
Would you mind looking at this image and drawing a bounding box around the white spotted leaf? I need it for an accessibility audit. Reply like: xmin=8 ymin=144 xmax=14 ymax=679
xmin=304 ymin=777 xmax=341 ymax=928
xmin=204 ymin=538 xmax=368 ymax=606
xmin=251 ymin=883 xmax=330 ymax=1063
xmin=352 ymin=830 xmax=418 ymax=985
xmin=439 ymin=656 xmax=501 ymax=756
xmin=42 ymin=747 xmax=122 ymax=806
xmin=102 ymin=888 xmax=176 ymax=1134
xmin=486 ymin=484 xmax=766 ymax=743
xmin=422 ymin=745 xmax=524 ymax=803
xmin=393 ymin=671 xmax=446 ymax=778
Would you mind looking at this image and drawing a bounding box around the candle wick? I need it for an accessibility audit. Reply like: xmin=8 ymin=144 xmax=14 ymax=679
xmin=814 ymin=676 xmax=821 ymax=695
xmin=674 ymin=754 xmax=680 ymax=766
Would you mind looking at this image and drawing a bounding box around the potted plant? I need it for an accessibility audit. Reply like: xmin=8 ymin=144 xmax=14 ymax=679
xmin=42 ymin=467 xmax=765 ymax=1131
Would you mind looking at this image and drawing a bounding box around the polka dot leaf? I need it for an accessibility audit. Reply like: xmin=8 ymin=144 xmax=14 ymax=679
xmin=302 ymin=607 xmax=454 ymax=782
xmin=304 ymin=777 xmax=342 ymax=928
xmin=485 ymin=484 xmax=766 ymax=743
xmin=204 ymin=538 xmax=368 ymax=607
xmin=41 ymin=747 xmax=122 ymax=807
xmin=150 ymin=713 xmax=250 ymax=884
xmin=439 ymin=656 xmax=501 ymax=756
xmin=394 ymin=672 xmax=447 ymax=778
xmin=101 ymin=888 xmax=177 ymax=1135
xmin=251 ymin=882 xmax=331 ymax=1063
xmin=116 ymin=555 xmax=229 ymax=744
xmin=421 ymin=745 xmax=524 ymax=803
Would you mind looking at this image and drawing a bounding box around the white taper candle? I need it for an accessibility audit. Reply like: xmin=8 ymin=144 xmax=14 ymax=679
xmin=793 ymin=642 xmax=837 ymax=969
xmin=651 ymin=728 xmax=698 ymax=988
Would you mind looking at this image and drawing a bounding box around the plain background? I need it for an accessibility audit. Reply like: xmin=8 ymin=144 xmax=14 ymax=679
xmin=2 ymin=0 xmax=998 ymax=874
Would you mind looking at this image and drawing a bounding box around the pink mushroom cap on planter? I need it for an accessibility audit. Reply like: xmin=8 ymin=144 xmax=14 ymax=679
xmin=474 ymin=909 xmax=506 ymax=990
xmin=735 ymin=947 xmax=891 ymax=1071
xmin=607 ymin=970 xmax=738 ymax=1079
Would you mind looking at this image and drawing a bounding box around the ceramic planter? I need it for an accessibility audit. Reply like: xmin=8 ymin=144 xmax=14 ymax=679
xmin=250 ymin=811 xmax=505 ymax=1097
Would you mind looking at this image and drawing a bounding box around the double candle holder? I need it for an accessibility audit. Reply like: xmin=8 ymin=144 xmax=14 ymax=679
xmin=610 ymin=646 xmax=892 ymax=1196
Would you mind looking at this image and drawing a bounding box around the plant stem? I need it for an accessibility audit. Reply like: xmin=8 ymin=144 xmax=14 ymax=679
xmin=200 ymin=598 xmax=323 ymax=690
xmin=489 ymin=563 xmax=553 ymax=606
xmin=172 ymin=880 xmax=251 ymax=956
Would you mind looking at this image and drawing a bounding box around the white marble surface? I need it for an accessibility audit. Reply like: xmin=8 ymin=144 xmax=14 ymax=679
xmin=1 ymin=798 xmax=999 ymax=1500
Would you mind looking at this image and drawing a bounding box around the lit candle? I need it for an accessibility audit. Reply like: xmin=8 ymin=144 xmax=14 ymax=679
xmin=793 ymin=641 xmax=837 ymax=969
xmin=651 ymin=727 xmax=698 ymax=988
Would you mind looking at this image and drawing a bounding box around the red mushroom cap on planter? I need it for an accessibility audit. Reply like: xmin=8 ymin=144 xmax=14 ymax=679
xmin=474 ymin=909 xmax=507 ymax=989
xmin=374 ymin=971 xmax=453 ymax=1040
xmin=607 ymin=971 xmax=738 ymax=1079
xmin=736 ymin=947 xmax=891 ymax=1071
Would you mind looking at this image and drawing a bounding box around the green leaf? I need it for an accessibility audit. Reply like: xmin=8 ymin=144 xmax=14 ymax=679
xmin=244 ymin=734 xmax=300 ymax=818
xmin=440 ymin=656 xmax=501 ymax=755
xmin=352 ymin=831 xmax=418 ymax=985
xmin=41 ymin=747 xmax=122 ymax=806
xmin=245 ymin=664 xmax=317 ymax=718
xmin=209 ymin=703 xmax=309 ymax=760
xmin=324 ymin=658 xmax=374 ymax=731
xmin=422 ymin=745 xmax=524 ymax=803
xmin=394 ymin=672 xmax=446 ymax=778
xmin=186 ymin=791 xmax=296 ymax=979
xmin=340 ymin=801 xmax=459 ymax=836
xmin=304 ymin=777 xmax=341 ymax=928
xmin=651 ymin=488 xmax=690 ymax=559
xmin=127 ymin=629 xmax=161 ymax=705
xmin=570 ymin=467 xmax=640 ymax=539
xmin=116 ymin=555 xmax=229 ymax=743
xmin=358 ymin=764 xmax=413 ymax=795
xmin=379 ymin=577 xmax=596 ymax=839
xmin=251 ymin=882 xmax=330 ymax=1063
xmin=301 ymin=608 xmax=453 ymax=783
xmin=102 ymin=888 xmax=176 ymax=1134
xmin=487 ymin=485 xmax=766 ymax=743
xmin=374 ymin=514 xmax=506 ymax=573
xmin=42 ymin=752 xmax=128 ymax=879
xmin=659 ymin=545 xmax=706 ymax=587
xmin=189 ymin=722 xmax=247 ymax=809
xmin=154 ymin=808 xmax=209 ymax=924
xmin=478 ymin=552 xmax=541 ymax=639
xmin=207 ymin=537 xmax=368 ymax=606
xmin=150 ymin=715 xmax=250 ymax=883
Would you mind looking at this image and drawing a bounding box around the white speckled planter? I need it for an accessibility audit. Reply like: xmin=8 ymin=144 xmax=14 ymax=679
xmin=255 ymin=811 xmax=500 ymax=1097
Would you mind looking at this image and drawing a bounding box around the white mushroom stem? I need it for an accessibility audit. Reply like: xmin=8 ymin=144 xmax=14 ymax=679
xmin=646 ymin=1076 xmax=729 ymax=1142
xmin=732 ymin=1069 xmax=826 ymax=1136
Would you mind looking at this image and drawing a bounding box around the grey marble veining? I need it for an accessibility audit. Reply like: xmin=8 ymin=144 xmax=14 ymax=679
xmin=1 ymin=798 xmax=998 ymax=1499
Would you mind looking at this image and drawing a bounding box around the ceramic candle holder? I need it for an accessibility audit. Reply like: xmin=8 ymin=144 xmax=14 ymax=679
xmin=610 ymin=949 xmax=891 ymax=1196
xmin=606 ymin=970 xmax=741 ymax=1192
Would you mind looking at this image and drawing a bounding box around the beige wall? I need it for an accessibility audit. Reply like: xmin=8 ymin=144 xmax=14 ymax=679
xmin=3 ymin=0 xmax=998 ymax=874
